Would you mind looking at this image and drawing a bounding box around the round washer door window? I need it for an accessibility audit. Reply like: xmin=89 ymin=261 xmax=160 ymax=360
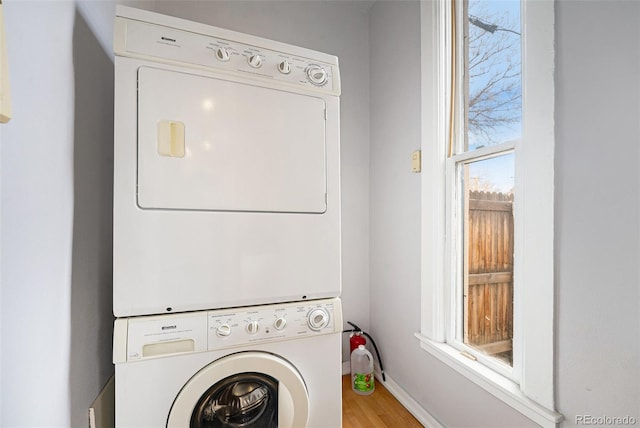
xmin=167 ymin=352 xmax=309 ymax=428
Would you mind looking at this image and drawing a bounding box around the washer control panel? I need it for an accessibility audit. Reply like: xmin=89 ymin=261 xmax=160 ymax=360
xmin=207 ymin=299 xmax=338 ymax=350
xmin=114 ymin=16 xmax=340 ymax=96
xmin=117 ymin=298 xmax=342 ymax=362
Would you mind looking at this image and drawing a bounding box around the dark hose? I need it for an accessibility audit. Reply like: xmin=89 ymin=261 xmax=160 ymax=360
xmin=343 ymin=321 xmax=386 ymax=382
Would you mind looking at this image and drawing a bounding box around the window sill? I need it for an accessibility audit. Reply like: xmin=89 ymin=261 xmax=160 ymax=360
xmin=414 ymin=333 xmax=563 ymax=428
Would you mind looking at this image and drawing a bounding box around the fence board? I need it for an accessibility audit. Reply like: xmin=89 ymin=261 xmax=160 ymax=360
xmin=468 ymin=271 xmax=512 ymax=285
xmin=465 ymin=191 xmax=514 ymax=361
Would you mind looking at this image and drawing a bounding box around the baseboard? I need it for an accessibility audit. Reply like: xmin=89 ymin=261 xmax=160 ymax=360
xmin=376 ymin=373 xmax=443 ymax=428
xmin=343 ymin=360 xmax=442 ymax=428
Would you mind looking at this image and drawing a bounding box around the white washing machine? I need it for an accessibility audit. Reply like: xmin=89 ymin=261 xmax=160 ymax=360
xmin=113 ymin=6 xmax=342 ymax=317
xmin=113 ymin=298 xmax=342 ymax=427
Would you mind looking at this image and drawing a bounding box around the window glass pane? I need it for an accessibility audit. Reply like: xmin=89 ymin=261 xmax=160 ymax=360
xmin=465 ymin=0 xmax=521 ymax=151
xmin=461 ymin=153 xmax=514 ymax=366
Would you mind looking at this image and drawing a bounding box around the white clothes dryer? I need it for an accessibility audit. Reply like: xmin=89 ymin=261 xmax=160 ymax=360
xmin=113 ymin=298 xmax=342 ymax=427
xmin=113 ymin=6 xmax=342 ymax=317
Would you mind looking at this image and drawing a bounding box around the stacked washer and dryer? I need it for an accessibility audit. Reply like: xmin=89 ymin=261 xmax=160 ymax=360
xmin=112 ymin=6 xmax=343 ymax=427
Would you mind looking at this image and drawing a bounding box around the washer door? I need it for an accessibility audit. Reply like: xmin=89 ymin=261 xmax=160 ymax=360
xmin=167 ymin=352 xmax=309 ymax=428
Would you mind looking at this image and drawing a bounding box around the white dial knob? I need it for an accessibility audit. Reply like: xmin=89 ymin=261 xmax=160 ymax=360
xmin=274 ymin=317 xmax=287 ymax=331
xmin=278 ymin=60 xmax=292 ymax=74
xmin=216 ymin=47 xmax=230 ymax=62
xmin=248 ymin=54 xmax=262 ymax=68
xmin=307 ymin=308 xmax=330 ymax=331
xmin=246 ymin=320 xmax=260 ymax=335
xmin=306 ymin=66 xmax=328 ymax=86
xmin=216 ymin=324 xmax=231 ymax=337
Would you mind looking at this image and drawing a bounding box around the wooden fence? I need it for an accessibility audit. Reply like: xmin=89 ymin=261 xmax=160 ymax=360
xmin=465 ymin=190 xmax=514 ymax=362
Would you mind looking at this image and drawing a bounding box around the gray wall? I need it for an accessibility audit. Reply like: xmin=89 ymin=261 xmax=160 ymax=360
xmin=368 ymin=1 xmax=536 ymax=427
xmin=555 ymin=1 xmax=640 ymax=425
xmin=368 ymin=0 xmax=640 ymax=427
xmin=1 ymin=1 xmax=115 ymax=426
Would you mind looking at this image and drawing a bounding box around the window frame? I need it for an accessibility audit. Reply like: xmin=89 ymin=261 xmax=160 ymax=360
xmin=446 ymin=144 xmax=517 ymax=380
xmin=416 ymin=0 xmax=562 ymax=426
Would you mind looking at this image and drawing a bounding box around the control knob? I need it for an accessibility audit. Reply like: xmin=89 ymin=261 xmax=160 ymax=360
xmin=248 ymin=54 xmax=263 ymax=68
xmin=307 ymin=308 xmax=330 ymax=331
xmin=306 ymin=65 xmax=328 ymax=86
xmin=216 ymin=47 xmax=230 ymax=62
xmin=246 ymin=320 xmax=260 ymax=335
xmin=274 ymin=317 xmax=287 ymax=331
xmin=278 ymin=60 xmax=292 ymax=74
xmin=216 ymin=324 xmax=231 ymax=337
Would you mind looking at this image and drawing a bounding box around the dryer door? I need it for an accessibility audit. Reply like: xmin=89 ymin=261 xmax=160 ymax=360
xmin=167 ymin=352 xmax=309 ymax=428
xmin=137 ymin=66 xmax=327 ymax=214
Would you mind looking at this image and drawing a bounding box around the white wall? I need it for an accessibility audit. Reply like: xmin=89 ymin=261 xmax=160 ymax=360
xmin=368 ymin=1 xmax=536 ymax=426
xmin=1 ymin=1 xmax=116 ymax=426
xmin=0 ymin=6 xmax=121 ymax=423
xmin=369 ymin=1 xmax=640 ymax=427
xmin=555 ymin=1 xmax=640 ymax=425
xmin=1 ymin=2 xmax=76 ymax=426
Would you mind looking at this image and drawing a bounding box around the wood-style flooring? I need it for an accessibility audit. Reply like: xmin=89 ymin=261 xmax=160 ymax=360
xmin=342 ymin=375 xmax=424 ymax=428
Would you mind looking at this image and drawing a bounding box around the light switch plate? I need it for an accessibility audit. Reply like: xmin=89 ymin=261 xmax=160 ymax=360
xmin=411 ymin=150 xmax=421 ymax=173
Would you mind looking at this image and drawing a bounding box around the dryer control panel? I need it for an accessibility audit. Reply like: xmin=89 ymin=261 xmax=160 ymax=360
xmin=114 ymin=298 xmax=343 ymax=363
xmin=114 ymin=7 xmax=340 ymax=96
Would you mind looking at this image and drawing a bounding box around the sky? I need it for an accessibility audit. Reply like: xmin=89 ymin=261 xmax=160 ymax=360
xmin=465 ymin=0 xmax=520 ymax=194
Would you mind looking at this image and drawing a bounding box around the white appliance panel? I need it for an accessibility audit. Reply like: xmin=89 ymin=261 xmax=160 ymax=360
xmin=138 ymin=67 xmax=327 ymax=213
xmin=115 ymin=336 xmax=342 ymax=428
xmin=113 ymin=7 xmax=341 ymax=317
xmin=114 ymin=298 xmax=343 ymax=428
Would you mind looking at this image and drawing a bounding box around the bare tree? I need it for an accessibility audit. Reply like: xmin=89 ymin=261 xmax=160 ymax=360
xmin=466 ymin=3 xmax=521 ymax=145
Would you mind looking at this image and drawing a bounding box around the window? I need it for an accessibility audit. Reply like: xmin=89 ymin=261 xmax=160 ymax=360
xmin=449 ymin=0 xmax=520 ymax=375
xmin=417 ymin=0 xmax=561 ymax=425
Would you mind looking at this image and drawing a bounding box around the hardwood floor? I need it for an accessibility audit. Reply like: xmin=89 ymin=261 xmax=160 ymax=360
xmin=342 ymin=375 xmax=423 ymax=427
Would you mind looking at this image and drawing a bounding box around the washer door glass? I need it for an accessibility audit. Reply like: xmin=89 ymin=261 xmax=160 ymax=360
xmin=167 ymin=352 xmax=309 ymax=428
xmin=191 ymin=372 xmax=277 ymax=428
